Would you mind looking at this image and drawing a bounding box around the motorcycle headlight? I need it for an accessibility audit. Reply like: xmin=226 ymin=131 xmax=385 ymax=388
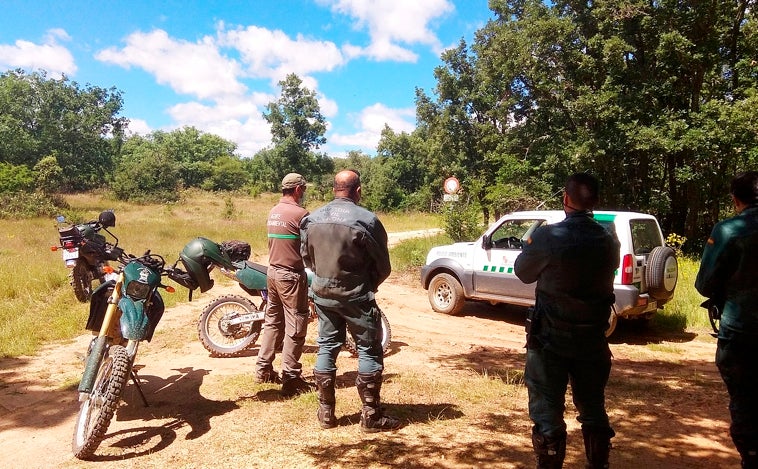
xmin=125 ymin=280 xmax=151 ymax=300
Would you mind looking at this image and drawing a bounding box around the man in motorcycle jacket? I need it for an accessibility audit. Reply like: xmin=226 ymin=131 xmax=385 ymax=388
xmin=300 ymin=169 xmax=400 ymax=432
xmin=514 ymin=173 xmax=619 ymax=468
xmin=256 ymin=173 xmax=313 ymax=397
xmin=696 ymin=171 xmax=758 ymax=468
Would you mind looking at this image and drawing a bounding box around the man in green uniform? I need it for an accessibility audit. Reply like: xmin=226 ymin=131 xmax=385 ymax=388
xmin=515 ymin=173 xmax=619 ymax=468
xmin=696 ymin=171 xmax=758 ymax=468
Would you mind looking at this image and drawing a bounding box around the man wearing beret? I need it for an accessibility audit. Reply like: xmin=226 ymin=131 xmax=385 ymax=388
xmin=256 ymin=172 xmax=314 ymax=397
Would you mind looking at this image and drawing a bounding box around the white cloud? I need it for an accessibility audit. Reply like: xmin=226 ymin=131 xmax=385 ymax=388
xmin=330 ymin=103 xmax=415 ymax=150
xmin=317 ymin=0 xmax=454 ymax=61
xmin=125 ymin=118 xmax=152 ymax=136
xmin=217 ymin=24 xmax=345 ymax=83
xmin=0 ymin=29 xmax=76 ymax=77
xmin=165 ymin=96 xmax=274 ymax=157
xmin=95 ymin=29 xmax=246 ymax=100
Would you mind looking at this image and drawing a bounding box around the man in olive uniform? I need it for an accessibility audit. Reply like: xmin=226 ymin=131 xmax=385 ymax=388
xmin=696 ymin=171 xmax=758 ymax=468
xmin=256 ymin=173 xmax=313 ymax=397
xmin=515 ymin=173 xmax=619 ymax=468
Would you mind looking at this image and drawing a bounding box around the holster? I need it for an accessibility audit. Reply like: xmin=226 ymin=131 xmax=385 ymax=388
xmin=525 ymin=306 xmax=541 ymax=349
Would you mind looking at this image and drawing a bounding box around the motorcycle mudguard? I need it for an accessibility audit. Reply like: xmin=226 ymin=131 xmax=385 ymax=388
xmin=118 ymin=292 xmax=164 ymax=341
xmin=235 ymin=261 xmax=268 ymax=290
xmin=85 ymin=280 xmax=116 ymax=332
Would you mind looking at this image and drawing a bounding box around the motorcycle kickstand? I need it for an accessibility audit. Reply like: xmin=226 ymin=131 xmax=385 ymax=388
xmin=130 ymin=368 xmax=149 ymax=407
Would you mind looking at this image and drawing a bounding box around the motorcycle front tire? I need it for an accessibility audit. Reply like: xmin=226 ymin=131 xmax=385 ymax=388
xmin=70 ymin=262 xmax=95 ymax=302
xmin=198 ymin=294 xmax=263 ymax=357
xmin=72 ymin=344 xmax=131 ymax=459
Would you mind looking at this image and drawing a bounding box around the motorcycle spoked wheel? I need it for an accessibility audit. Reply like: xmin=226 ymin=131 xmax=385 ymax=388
xmin=198 ymin=294 xmax=263 ymax=357
xmin=70 ymin=262 xmax=95 ymax=303
xmin=72 ymin=344 xmax=132 ymax=460
xmin=343 ymin=308 xmax=392 ymax=356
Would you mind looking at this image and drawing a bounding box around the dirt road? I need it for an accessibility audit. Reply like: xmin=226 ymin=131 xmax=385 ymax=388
xmin=0 ymin=269 xmax=737 ymax=468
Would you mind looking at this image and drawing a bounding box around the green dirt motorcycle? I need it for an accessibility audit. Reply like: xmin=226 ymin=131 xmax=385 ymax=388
xmin=179 ymin=237 xmax=392 ymax=358
xmin=72 ymin=249 xmax=199 ymax=460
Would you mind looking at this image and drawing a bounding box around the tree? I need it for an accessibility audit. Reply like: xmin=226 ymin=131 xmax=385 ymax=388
xmin=0 ymin=70 xmax=127 ymax=191
xmin=256 ymin=73 xmax=329 ymax=188
xmin=416 ymin=0 xmax=758 ymax=248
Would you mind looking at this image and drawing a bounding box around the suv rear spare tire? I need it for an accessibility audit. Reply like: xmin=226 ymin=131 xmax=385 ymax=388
xmin=645 ymin=246 xmax=678 ymax=301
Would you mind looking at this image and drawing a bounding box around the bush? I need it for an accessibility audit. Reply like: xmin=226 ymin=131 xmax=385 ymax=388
xmin=0 ymin=191 xmax=58 ymax=219
xmin=442 ymin=200 xmax=482 ymax=242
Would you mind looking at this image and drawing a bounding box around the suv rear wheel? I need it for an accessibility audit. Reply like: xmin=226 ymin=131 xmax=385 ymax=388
xmin=428 ymin=273 xmax=465 ymax=316
xmin=645 ymin=246 xmax=678 ymax=301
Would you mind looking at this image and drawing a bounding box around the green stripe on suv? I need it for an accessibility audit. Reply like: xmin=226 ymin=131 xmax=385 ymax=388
xmin=482 ymin=265 xmax=514 ymax=274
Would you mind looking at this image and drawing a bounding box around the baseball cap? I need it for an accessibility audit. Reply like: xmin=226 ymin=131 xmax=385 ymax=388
xmin=281 ymin=173 xmax=306 ymax=190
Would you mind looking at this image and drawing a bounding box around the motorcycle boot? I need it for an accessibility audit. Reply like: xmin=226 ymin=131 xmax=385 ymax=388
xmin=355 ymin=371 xmax=401 ymax=433
xmin=582 ymin=426 xmax=614 ymax=469
xmin=531 ymin=426 xmax=566 ymax=469
xmin=280 ymin=374 xmax=315 ymax=398
xmin=256 ymin=369 xmax=282 ymax=384
xmin=313 ymin=370 xmax=337 ymax=429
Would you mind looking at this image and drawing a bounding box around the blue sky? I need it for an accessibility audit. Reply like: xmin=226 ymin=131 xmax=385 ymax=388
xmin=0 ymin=0 xmax=493 ymax=158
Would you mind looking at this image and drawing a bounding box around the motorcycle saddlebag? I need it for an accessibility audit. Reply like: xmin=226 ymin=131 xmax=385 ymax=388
xmin=220 ymin=240 xmax=251 ymax=262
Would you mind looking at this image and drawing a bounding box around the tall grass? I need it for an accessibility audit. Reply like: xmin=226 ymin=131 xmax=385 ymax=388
xmin=0 ymin=190 xmax=444 ymax=357
xmin=656 ymin=256 xmax=710 ymax=332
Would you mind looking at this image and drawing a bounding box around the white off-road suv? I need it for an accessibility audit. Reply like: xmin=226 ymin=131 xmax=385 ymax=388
xmin=420 ymin=211 xmax=679 ymax=336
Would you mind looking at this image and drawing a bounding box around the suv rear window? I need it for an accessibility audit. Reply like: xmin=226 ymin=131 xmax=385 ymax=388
xmin=629 ymin=219 xmax=663 ymax=255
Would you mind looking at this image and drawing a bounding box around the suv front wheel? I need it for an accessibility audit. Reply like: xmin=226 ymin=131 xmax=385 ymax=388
xmin=428 ymin=273 xmax=465 ymax=316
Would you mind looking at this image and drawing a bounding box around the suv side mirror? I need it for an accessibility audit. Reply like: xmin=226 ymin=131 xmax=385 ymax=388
xmin=482 ymin=234 xmax=492 ymax=250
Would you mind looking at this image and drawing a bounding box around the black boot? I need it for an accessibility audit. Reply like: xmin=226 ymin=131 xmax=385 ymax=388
xmin=531 ymin=426 xmax=566 ymax=469
xmin=582 ymin=427 xmax=614 ymax=469
xmin=356 ymin=371 xmax=401 ymax=433
xmin=313 ymin=370 xmax=337 ymax=429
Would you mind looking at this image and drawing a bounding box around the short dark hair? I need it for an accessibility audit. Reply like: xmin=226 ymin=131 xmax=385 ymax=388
xmin=565 ymin=172 xmax=599 ymax=210
xmin=730 ymin=171 xmax=758 ymax=205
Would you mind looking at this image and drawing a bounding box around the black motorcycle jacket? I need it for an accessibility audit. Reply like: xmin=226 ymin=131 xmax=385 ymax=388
xmin=300 ymin=197 xmax=391 ymax=305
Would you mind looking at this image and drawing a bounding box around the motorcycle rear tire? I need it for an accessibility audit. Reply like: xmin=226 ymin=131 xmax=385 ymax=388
xmin=343 ymin=307 xmax=392 ymax=356
xmin=71 ymin=262 xmax=95 ymax=302
xmin=72 ymin=344 xmax=131 ymax=459
xmin=198 ymin=294 xmax=263 ymax=357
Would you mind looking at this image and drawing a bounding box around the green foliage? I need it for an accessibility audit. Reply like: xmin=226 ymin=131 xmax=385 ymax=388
xmin=201 ymin=155 xmax=250 ymax=191
xmin=442 ymin=199 xmax=483 ymax=242
xmin=0 ymin=192 xmax=58 ymax=219
xmin=410 ymin=0 xmax=758 ymax=246
xmin=0 ymin=69 xmax=126 ymax=191
xmin=0 ymin=162 xmax=34 ymax=193
xmin=657 ymin=256 xmax=710 ymax=331
xmin=251 ymin=74 xmax=332 ymax=191
xmin=33 ymin=154 xmax=63 ymax=194
xmin=391 ymin=233 xmax=452 ymax=272
xmin=111 ymin=150 xmax=181 ymax=203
